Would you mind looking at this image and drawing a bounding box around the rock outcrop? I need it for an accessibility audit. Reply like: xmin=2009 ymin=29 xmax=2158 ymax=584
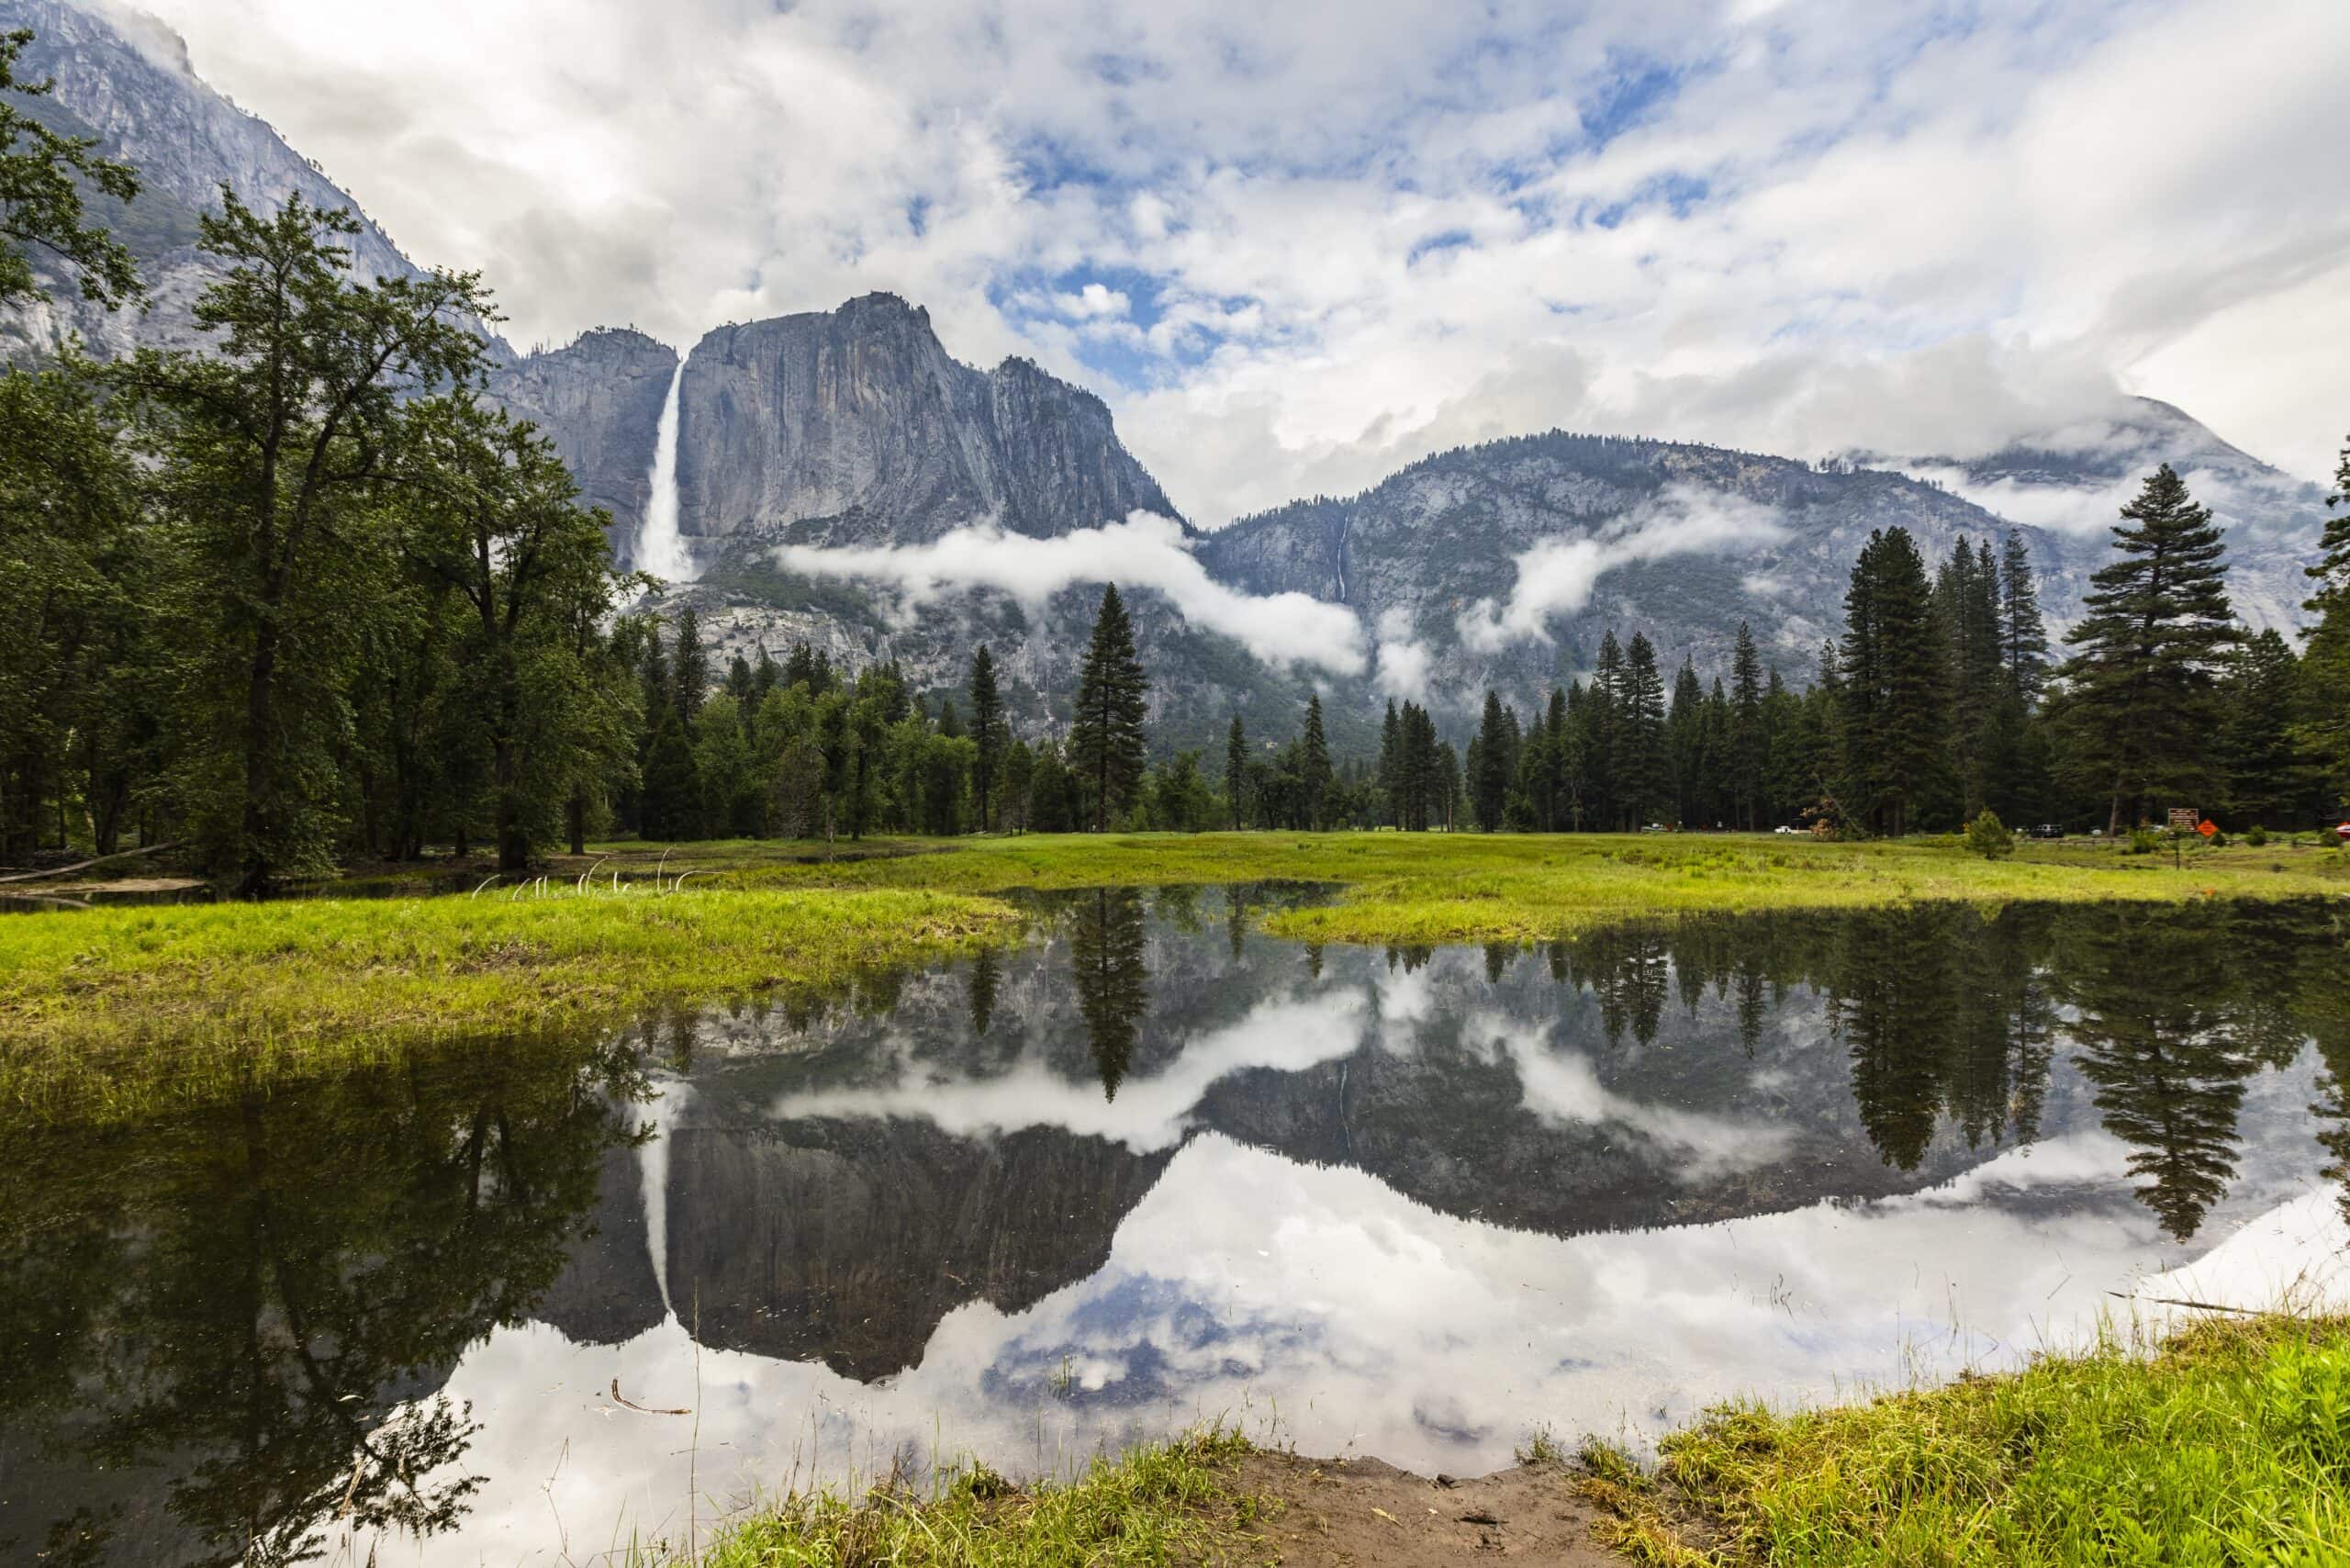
xmin=484 ymin=328 xmax=677 ymax=560
xmin=675 ymin=293 xmax=1180 ymax=545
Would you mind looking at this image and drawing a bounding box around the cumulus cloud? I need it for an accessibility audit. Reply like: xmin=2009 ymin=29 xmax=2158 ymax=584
xmin=770 ymin=511 xmax=1367 ymax=675
xmin=131 ymin=0 xmax=2350 ymax=522
xmin=1371 ymin=608 xmax=1434 ymax=702
xmin=1455 ymin=485 xmax=1790 ymax=652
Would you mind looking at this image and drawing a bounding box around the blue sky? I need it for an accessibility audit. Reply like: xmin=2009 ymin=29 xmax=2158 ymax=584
xmin=132 ymin=0 xmax=2350 ymax=521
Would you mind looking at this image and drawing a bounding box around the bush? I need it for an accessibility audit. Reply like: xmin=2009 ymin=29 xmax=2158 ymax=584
xmin=2245 ymin=824 xmax=2268 ymax=847
xmin=2127 ymin=827 xmax=2162 ymax=855
xmin=1965 ymin=810 xmax=2014 ymax=860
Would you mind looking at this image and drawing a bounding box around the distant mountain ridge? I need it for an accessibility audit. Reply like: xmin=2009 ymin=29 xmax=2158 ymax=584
xmin=4 ymin=0 xmax=2333 ymax=751
xmin=0 ymin=0 xmax=509 ymax=359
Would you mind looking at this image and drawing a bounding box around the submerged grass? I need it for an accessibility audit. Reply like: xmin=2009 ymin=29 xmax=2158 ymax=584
xmin=1579 ymin=1314 xmax=2350 ymax=1566
xmin=0 ymin=884 xmax=1013 ymax=1122
xmin=655 ymin=1428 xmax=1268 ymax=1567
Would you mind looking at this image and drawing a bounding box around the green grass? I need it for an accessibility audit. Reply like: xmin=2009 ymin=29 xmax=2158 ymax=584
xmin=0 ymin=884 xmax=1013 ymax=1123
xmin=705 ymin=830 xmax=2349 ymax=945
xmin=5 ymin=829 xmax=2340 ymax=1124
xmin=651 ymin=1428 xmax=1268 ymax=1567
xmin=1579 ymin=1315 xmax=2350 ymax=1565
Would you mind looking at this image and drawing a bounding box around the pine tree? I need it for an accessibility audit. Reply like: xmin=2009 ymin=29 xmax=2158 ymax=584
xmin=1615 ymin=633 xmax=1669 ymax=828
xmin=1225 ymin=714 xmax=1247 ymax=830
xmin=1590 ymin=632 xmax=1627 ymax=827
xmin=969 ymin=644 xmax=1002 ymax=831
xmin=2216 ymin=630 xmax=2306 ymax=828
xmin=1729 ymin=622 xmax=1766 ymax=829
xmin=1068 ymin=584 xmax=1148 ymax=830
xmin=1840 ymin=528 xmax=1947 ymax=836
xmin=1299 ymin=692 xmax=1332 ymax=830
xmin=1999 ymin=529 xmax=2049 ymax=702
xmin=1472 ymin=689 xmax=1513 ymax=829
xmin=2299 ymin=432 xmax=2350 ymax=805
xmin=1667 ymin=656 xmax=1705 ymax=827
xmin=669 ymin=603 xmax=710 ymax=723
xmin=1377 ymin=700 xmax=1402 ymax=827
xmin=2055 ymin=465 xmax=2238 ymax=835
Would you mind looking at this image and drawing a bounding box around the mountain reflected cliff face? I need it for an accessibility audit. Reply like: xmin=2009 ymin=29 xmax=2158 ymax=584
xmin=554 ymin=891 xmax=2350 ymax=1383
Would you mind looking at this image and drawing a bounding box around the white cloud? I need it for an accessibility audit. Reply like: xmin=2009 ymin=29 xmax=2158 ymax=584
xmin=1456 ymin=484 xmax=1789 ymax=651
xmin=1371 ymin=607 xmax=1434 ymax=702
xmin=122 ymin=0 xmax=2350 ymax=524
xmin=770 ymin=511 xmax=1369 ymax=675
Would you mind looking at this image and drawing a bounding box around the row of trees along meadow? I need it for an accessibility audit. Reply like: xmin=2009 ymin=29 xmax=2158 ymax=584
xmin=5 ymin=21 xmax=2348 ymax=885
xmin=1449 ymin=462 xmax=2350 ymax=838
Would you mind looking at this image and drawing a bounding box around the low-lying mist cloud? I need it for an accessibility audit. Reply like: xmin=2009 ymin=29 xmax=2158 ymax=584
xmin=1455 ymin=485 xmax=1790 ymax=653
xmin=771 ymin=512 xmax=1368 ymax=676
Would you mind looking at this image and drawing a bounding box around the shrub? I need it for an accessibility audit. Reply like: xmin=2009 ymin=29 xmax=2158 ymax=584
xmin=2127 ymin=827 xmax=2162 ymax=855
xmin=1965 ymin=810 xmax=2014 ymax=860
xmin=2245 ymin=824 xmax=2268 ymax=847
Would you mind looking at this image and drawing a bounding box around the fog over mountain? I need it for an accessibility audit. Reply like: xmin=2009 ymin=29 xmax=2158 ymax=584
xmin=4 ymin=0 xmax=2333 ymax=748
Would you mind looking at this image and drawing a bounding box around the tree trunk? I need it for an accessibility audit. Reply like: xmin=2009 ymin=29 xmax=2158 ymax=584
xmin=237 ymin=614 xmax=281 ymax=897
xmin=567 ymin=789 xmax=587 ymax=857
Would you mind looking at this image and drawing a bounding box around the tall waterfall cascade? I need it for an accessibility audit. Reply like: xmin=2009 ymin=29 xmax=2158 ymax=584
xmin=637 ymin=361 xmax=694 ymax=584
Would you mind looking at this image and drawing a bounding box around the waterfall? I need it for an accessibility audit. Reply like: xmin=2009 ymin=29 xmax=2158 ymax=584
xmin=637 ymin=1081 xmax=688 ymax=1320
xmin=638 ymin=360 xmax=692 ymax=583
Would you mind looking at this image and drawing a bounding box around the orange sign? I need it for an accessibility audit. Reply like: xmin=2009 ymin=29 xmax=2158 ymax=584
xmin=2197 ymin=819 xmax=2218 ymax=838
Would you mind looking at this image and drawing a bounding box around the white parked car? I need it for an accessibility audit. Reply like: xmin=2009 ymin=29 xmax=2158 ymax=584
xmin=1774 ymin=824 xmax=1797 ymax=834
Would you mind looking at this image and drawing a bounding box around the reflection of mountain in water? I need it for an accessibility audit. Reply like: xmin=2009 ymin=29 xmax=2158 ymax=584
xmin=554 ymin=892 xmax=2350 ymax=1382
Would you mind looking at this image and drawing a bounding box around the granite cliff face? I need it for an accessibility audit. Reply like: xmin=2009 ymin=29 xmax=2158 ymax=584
xmin=482 ymin=328 xmax=677 ymax=560
xmin=0 ymin=0 xmax=471 ymax=360
xmin=1198 ymin=431 xmax=2065 ymax=700
xmin=674 ymin=293 xmax=1180 ymax=548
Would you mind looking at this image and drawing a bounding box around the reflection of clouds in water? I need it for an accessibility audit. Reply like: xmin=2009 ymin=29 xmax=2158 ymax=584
xmin=765 ymin=990 xmax=1370 ymax=1151
xmin=416 ymin=1061 xmax=2345 ymax=1565
xmin=1462 ymin=1009 xmax=1796 ymax=1180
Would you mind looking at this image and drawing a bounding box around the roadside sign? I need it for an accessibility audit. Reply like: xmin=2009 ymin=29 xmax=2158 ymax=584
xmin=2167 ymin=808 xmax=2199 ymax=834
xmin=2197 ymin=819 xmax=2218 ymax=838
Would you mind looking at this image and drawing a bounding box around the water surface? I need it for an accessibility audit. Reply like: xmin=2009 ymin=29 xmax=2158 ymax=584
xmin=6 ymin=889 xmax=2347 ymax=1565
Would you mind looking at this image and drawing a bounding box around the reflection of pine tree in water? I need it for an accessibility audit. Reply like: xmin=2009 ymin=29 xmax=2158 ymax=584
xmin=2055 ymin=910 xmax=2259 ymax=1241
xmin=967 ymin=946 xmax=1001 ymax=1039
xmin=0 ymin=1045 xmax=642 ymax=1565
xmin=1829 ymin=913 xmax=1955 ymax=1170
xmin=1072 ymin=888 xmax=1149 ymax=1100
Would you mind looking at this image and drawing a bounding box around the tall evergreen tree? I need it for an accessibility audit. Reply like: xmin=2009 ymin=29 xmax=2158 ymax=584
xmin=668 ymin=602 xmax=710 ymax=723
xmin=1299 ymin=692 xmax=1332 ymax=830
xmin=1068 ymin=583 xmax=1148 ymax=830
xmin=1729 ymin=622 xmax=1766 ymax=829
xmin=2216 ymin=630 xmax=2307 ymax=828
xmin=1377 ymin=700 xmax=1402 ymax=827
xmin=968 ymin=644 xmax=1002 ymax=832
xmin=1998 ymin=530 xmax=2049 ymax=701
xmin=1225 ymin=714 xmax=1247 ymax=830
xmin=1615 ymin=633 xmax=1669 ymax=828
xmin=2299 ymin=431 xmax=2350 ymax=807
xmin=2055 ymin=465 xmax=2239 ymax=834
xmin=1472 ymin=689 xmax=1514 ymax=829
xmin=1666 ymin=655 xmax=1705 ymax=827
xmin=1839 ymin=528 xmax=1947 ymax=836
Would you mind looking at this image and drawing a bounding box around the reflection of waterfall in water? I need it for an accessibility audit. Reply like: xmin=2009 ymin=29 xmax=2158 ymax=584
xmin=637 ymin=362 xmax=692 ymax=583
xmin=637 ymin=1081 xmax=689 ymax=1319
